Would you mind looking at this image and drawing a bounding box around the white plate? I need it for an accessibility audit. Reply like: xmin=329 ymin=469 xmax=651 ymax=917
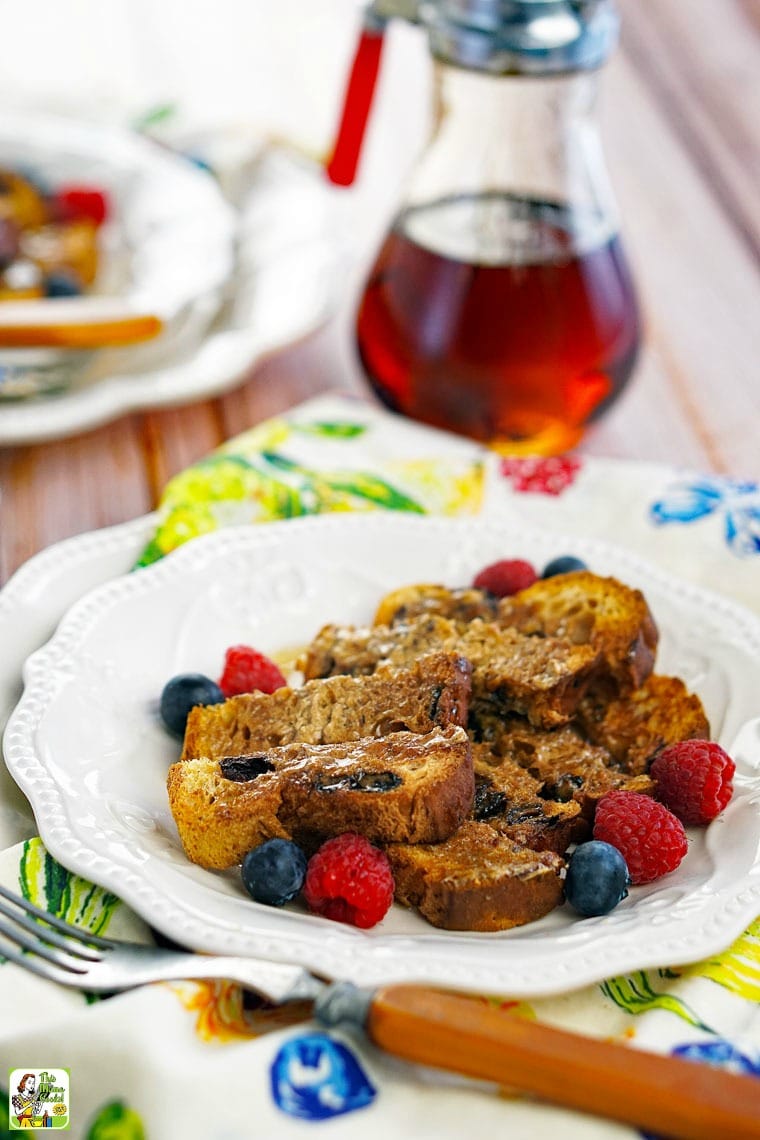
xmin=0 ymin=112 xmax=236 ymax=328
xmin=0 ymin=149 xmax=345 ymax=443
xmin=0 ymin=112 xmax=238 ymax=399
xmin=5 ymin=513 xmax=760 ymax=997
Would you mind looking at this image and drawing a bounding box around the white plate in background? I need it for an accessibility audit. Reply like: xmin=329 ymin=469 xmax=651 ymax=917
xmin=0 ymin=148 xmax=346 ymax=443
xmin=0 ymin=112 xmax=238 ymax=399
xmin=0 ymin=112 xmax=236 ymax=329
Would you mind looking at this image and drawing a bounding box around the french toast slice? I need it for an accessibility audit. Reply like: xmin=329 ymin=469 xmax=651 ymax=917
xmin=387 ymin=821 xmax=565 ymax=931
xmin=168 ymin=725 xmax=474 ymax=870
xmin=576 ymin=673 xmax=710 ymax=774
xmin=490 ymin=719 xmax=654 ymax=818
xmin=302 ymin=615 xmax=599 ymax=729
xmin=181 ymin=652 xmax=471 ymax=762
xmin=498 ymin=571 xmax=659 ymax=691
xmin=373 ymin=583 xmax=496 ymax=627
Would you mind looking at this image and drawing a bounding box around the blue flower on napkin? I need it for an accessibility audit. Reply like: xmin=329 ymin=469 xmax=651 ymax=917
xmin=671 ymin=1039 xmax=760 ymax=1075
xmin=271 ymin=1033 xmax=376 ymax=1121
xmin=640 ymin=1040 xmax=760 ymax=1140
xmin=649 ymin=476 xmax=760 ymax=556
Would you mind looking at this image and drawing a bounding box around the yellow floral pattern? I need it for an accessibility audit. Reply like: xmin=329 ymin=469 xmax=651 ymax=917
xmin=136 ymin=416 xmax=485 ymax=568
xmin=678 ymin=917 xmax=760 ymax=1001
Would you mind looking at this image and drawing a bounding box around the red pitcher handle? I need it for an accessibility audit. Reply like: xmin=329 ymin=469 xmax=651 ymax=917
xmin=326 ymin=15 xmax=387 ymax=186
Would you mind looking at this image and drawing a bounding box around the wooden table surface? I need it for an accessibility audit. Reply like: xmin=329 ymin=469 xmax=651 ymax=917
xmin=1 ymin=0 xmax=758 ymax=586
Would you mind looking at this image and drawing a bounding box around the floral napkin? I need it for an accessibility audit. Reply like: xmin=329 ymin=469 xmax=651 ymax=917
xmin=1 ymin=393 xmax=759 ymax=1139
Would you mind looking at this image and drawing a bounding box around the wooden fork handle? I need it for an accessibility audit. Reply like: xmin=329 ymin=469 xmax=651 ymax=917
xmin=366 ymin=984 xmax=760 ymax=1140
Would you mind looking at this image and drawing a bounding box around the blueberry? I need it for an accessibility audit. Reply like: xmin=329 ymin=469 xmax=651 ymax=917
xmin=45 ymin=270 xmax=83 ymax=297
xmin=565 ymin=840 xmax=629 ymax=917
xmin=159 ymin=672 xmax=224 ymax=738
xmin=542 ymin=555 xmax=587 ymax=578
xmin=241 ymin=839 xmax=308 ymax=907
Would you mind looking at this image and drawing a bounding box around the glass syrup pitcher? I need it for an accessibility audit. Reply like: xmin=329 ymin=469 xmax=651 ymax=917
xmin=333 ymin=0 xmax=640 ymax=455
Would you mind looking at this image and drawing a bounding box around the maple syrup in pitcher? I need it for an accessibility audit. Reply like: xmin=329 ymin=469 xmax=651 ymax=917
xmin=358 ymin=191 xmax=639 ymax=452
xmin=341 ymin=0 xmax=639 ymax=454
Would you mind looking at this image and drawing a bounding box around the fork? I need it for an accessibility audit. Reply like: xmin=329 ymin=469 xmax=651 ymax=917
xmin=1 ymin=882 xmax=758 ymax=1140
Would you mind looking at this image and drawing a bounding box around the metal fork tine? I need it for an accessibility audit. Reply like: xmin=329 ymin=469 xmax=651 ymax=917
xmin=0 ymin=913 xmax=90 ymax=974
xmin=0 ymin=937 xmax=86 ymax=987
xmin=0 ymin=894 xmax=102 ymax=961
xmin=0 ymin=883 xmax=117 ymax=949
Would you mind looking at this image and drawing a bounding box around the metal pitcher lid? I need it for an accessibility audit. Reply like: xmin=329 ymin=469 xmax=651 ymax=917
xmin=372 ymin=0 xmax=619 ymax=74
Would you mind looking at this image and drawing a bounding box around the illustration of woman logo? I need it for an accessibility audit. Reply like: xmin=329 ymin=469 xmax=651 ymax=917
xmin=11 ymin=1074 xmax=50 ymax=1128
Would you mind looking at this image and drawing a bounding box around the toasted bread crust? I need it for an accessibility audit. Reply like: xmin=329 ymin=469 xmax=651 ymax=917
xmin=576 ymin=673 xmax=710 ymax=774
xmin=167 ymin=756 xmax=286 ymax=869
xmin=302 ymin=615 xmax=599 ymax=729
xmin=387 ymin=821 xmax=565 ymax=931
xmin=168 ymin=725 xmax=474 ymax=869
xmin=499 ymin=571 xmax=659 ymax=691
xmin=374 ymin=583 xmax=497 ymax=627
xmin=181 ymin=653 xmax=472 ymax=762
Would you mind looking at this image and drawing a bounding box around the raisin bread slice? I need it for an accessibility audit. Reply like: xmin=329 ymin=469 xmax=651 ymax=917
xmin=181 ymin=652 xmax=471 ymax=762
xmin=168 ymin=725 xmax=474 ymax=870
xmin=373 ymin=583 xmax=496 ymax=627
xmin=576 ymin=674 xmax=710 ymax=775
xmin=492 ymin=720 xmax=653 ymax=819
xmin=498 ymin=571 xmax=659 ymax=691
xmin=387 ymin=821 xmax=565 ymax=931
xmin=301 ymin=615 xmax=599 ymax=730
xmin=471 ymin=745 xmax=587 ymax=854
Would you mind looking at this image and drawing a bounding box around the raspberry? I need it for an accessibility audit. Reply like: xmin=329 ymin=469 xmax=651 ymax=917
xmin=53 ymin=185 xmax=110 ymax=226
xmin=650 ymin=740 xmax=735 ymax=826
xmin=593 ymin=791 xmax=687 ymax=885
xmin=218 ymin=644 xmax=287 ymax=698
xmin=472 ymin=559 xmax=537 ymax=597
xmin=303 ymin=833 xmax=394 ymax=928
